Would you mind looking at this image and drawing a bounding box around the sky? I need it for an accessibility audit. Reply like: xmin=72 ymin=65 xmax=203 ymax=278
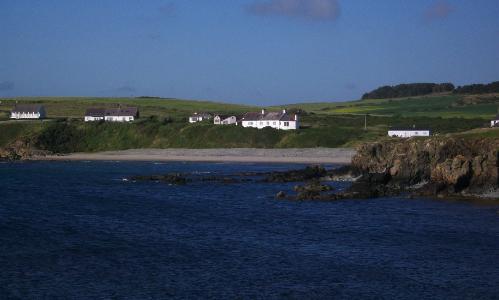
xmin=1 ymin=0 xmax=499 ymax=105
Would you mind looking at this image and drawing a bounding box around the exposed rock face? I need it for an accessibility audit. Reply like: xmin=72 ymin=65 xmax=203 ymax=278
xmin=0 ymin=140 xmax=42 ymax=160
xmin=351 ymin=137 xmax=499 ymax=197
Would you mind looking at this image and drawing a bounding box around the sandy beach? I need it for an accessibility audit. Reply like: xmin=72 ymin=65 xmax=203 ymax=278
xmin=36 ymin=148 xmax=356 ymax=164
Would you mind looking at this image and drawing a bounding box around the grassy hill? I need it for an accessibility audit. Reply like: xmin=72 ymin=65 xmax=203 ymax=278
xmin=0 ymin=94 xmax=496 ymax=152
xmin=0 ymin=97 xmax=254 ymax=121
xmin=272 ymin=93 xmax=499 ymax=119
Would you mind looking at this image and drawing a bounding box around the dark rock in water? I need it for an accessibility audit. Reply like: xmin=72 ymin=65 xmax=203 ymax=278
xmin=130 ymin=173 xmax=188 ymax=185
xmin=293 ymin=180 xmax=334 ymax=200
xmin=264 ymin=165 xmax=327 ymax=183
xmin=201 ymin=176 xmax=240 ymax=184
xmin=275 ymin=191 xmax=287 ymax=199
xmin=326 ymin=165 xmax=362 ymax=181
xmin=340 ymin=179 xmax=402 ymax=199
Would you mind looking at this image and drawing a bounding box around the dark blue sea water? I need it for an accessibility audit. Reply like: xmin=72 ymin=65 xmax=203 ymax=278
xmin=0 ymin=161 xmax=498 ymax=299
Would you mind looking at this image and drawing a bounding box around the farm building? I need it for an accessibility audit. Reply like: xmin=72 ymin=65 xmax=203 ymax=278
xmin=10 ymin=104 xmax=46 ymax=119
xmin=85 ymin=107 xmax=139 ymax=122
xmin=241 ymin=109 xmax=299 ymax=130
xmin=214 ymin=115 xmax=238 ymax=125
xmin=104 ymin=107 xmax=139 ymax=122
xmin=84 ymin=108 xmax=106 ymax=122
xmin=189 ymin=112 xmax=212 ymax=123
xmin=388 ymin=127 xmax=431 ymax=138
xmin=491 ymin=114 xmax=499 ymax=127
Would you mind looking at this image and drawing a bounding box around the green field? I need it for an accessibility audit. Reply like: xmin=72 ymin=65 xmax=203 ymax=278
xmin=0 ymin=94 xmax=496 ymax=152
xmin=272 ymin=93 xmax=499 ymax=119
xmin=0 ymin=97 xmax=254 ymax=121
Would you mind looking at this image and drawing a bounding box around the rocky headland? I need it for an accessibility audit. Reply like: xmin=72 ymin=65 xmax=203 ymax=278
xmin=351 ymin=137 xmax=498 ymax=199
xmin=0 ymin=139 xmax=48 ymax=161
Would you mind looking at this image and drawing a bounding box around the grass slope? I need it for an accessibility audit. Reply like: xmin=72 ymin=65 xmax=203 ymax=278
xmin=0 ymin=97 xmax=254 ymax=120
xmin=273 ymin=94 xmax=499 ymax=119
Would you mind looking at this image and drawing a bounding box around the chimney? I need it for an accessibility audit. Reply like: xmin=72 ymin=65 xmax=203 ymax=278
xmin=282 ymin=109 xmax=287 ymax=114
xmin=261 ymin=109 xmax=266 ymax=115
xmin=295 ymin=114 xmax=298 ymax=121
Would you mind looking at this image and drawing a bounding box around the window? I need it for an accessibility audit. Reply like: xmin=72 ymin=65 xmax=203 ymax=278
xmin=260 ymin=121 xmax=263 ymax=125
xmin=284 ymin=122 xmax=289 ymax=127
xmin=248 ymin=122 xmax=253 ymax=125
xmin=273 ymin=122 xmax=276 ymax=125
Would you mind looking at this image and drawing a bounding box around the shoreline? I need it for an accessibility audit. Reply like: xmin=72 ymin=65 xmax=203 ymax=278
xmin=33 ymin=148 xmax=356 ymax=164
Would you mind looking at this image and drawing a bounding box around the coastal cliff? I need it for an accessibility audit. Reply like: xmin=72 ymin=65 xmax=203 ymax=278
xmin=351 ymin=137 xmax=498 ymax=198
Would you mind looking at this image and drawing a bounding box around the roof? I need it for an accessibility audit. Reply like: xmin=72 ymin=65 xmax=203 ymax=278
xmin=242 ymin=111 xmax=297 ymax=122
xmin=389 ymin=127 xmax=431 ymax=131
xmin=241 ymin=112 xmax=263 ymax=121
xmin=191 ymin=112 xmax=211 ymax=118
xmin=85 ymin=108 xmax=106 ymax=117
xmin=104 ymin=107 xmax=139 ymax=117
xmin=11 ymin=104 xmax=44 ymax=113
xmin=280 ymin=114 xmax=297 ymax=121
xmin=261 ymin=112 xmax=284 ymax=121
xmin=217 ymin=115 xmax=237 ymax=119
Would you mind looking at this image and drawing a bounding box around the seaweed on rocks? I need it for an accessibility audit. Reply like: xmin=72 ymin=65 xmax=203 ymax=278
xmin=130 ymin=173 xmax=188 ymax=185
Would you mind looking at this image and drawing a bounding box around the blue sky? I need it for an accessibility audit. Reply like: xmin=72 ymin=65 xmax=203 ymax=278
xmin=1 ymin=0 xmax=498 ymax=104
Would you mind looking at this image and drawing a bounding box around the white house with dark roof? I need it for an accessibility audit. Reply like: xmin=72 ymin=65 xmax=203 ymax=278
xmin=104 ymin=107 xmax=139 ymax=122
xmin=388 ymin=127 xmax=431 ymax=138
xmin=85 ymin=107 xmax=139 ymax=122
xmin=84 ymin=108 xmax=106 ymax=122
xmin=214 ymin=115 xmax=238 ymax=125
xmin=189 ymin=112 xmax=212 ymax=123
xmin=10 ymin=104 xmax=46 ymax=119
xmin=491 ymin=114 xmax=499 ymax=127
xmin=241 ymin=109 xmax=299 ymax=130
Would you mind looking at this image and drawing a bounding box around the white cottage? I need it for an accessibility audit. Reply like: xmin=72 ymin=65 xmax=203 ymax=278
xmin=189 ymin=112 xmax=212 ymax=123
xmin=214 ymin=115 xmax=238 ymax=125
xmin=388 ymin=127 xmax=431 ymax=138
xmin=241 ymin=109 xmax=299 ymax=130
xmin=490 ymin=114 xmax=499 ymax=127
xmin=10 ymin=104 xmax=46 ymax=119
xmin=84 ymin=108 xmax=106 ymax=122
xmin=104 ymin=107 xmax=139 ymax=122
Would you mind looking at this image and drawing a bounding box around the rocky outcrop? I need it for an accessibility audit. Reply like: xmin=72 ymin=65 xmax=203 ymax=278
xmin=264 ymin=165 xmax=327 ymax=183
xmin=0 ymin=139 xmax=45 ymax=161
xmin=130 ymin=173 xmax=188 ymax=185
xmin=351 ymin=137 xmax=499 ymax=198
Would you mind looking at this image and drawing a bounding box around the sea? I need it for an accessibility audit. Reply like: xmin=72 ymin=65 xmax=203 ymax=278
xmin=0 ymin=161 xmax=498 ymax=299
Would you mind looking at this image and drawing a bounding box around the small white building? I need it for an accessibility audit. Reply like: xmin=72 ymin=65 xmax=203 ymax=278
xmin=85 ymin=107 xmax=138 ymax=122
xmin=490 ymin=114 xmax=499 ymax=127
xmin=104 ymin=107 xmax=139 ymax=122
xmin=84 ymin=108 xmax=106 ymax=122
xmin=214 ymin=115 xmax=238 ymax=125
xmin=241 ymin=109 xmax=299 ymax=130
xmin=388 ymin=127 xmax=431 ymax=138
xmin=189 ymin=112 xmax=212 ymax=123
xmin=10 ymin=104 xmax=46 ymax=119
